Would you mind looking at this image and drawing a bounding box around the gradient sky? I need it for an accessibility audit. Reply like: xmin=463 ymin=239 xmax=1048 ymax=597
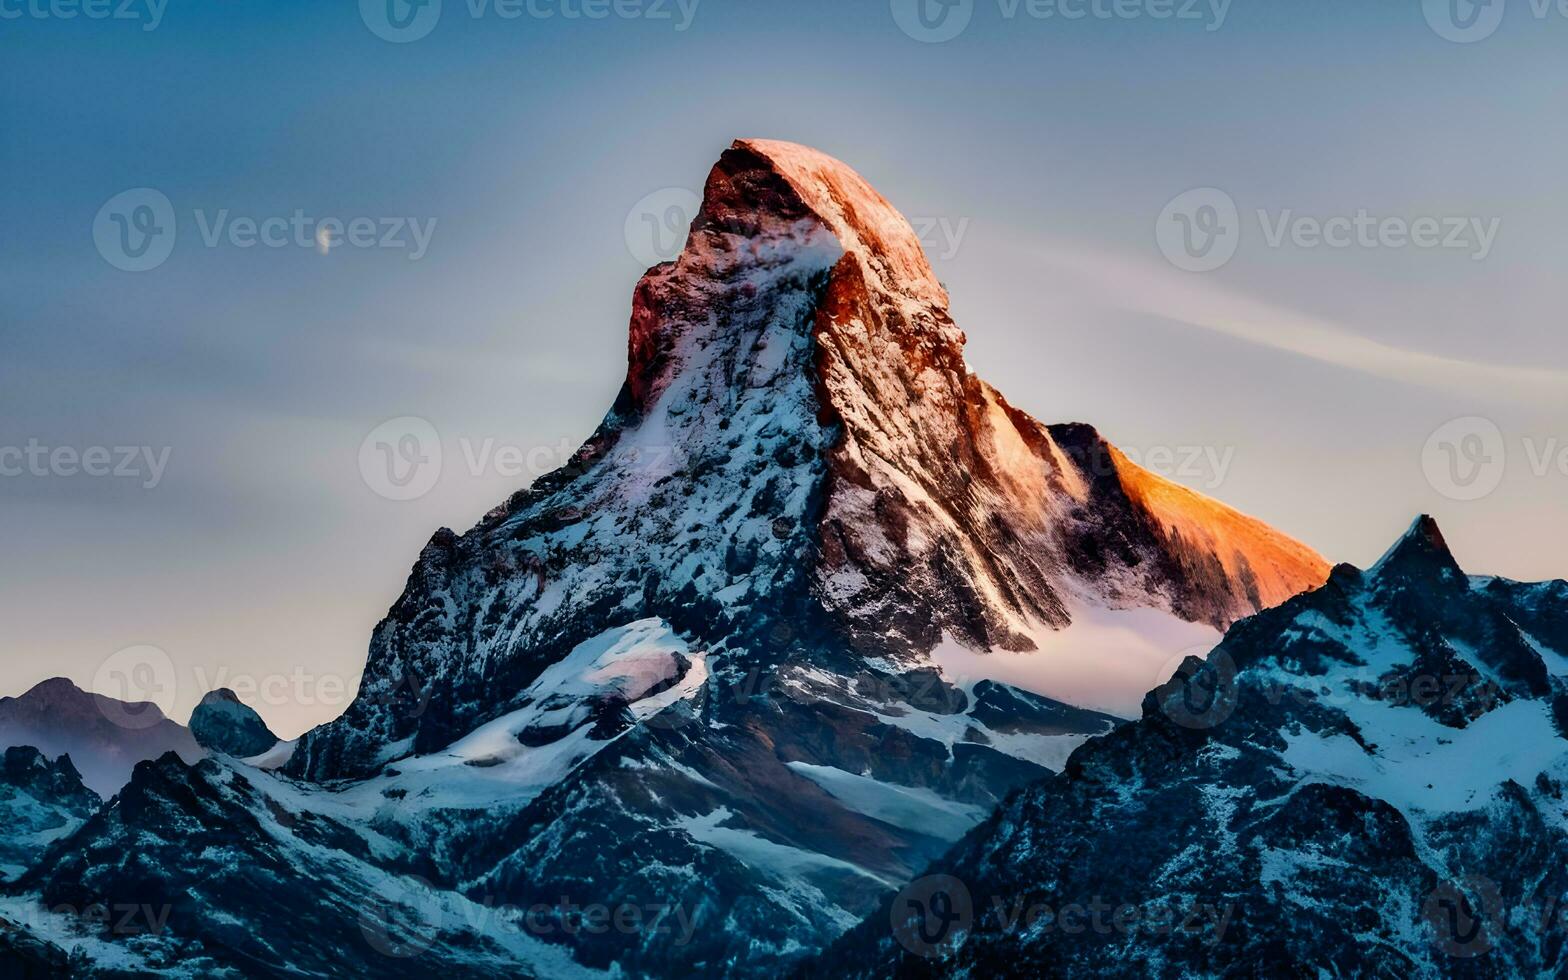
xmin=2 ymin=0 xmax=1564 ymax=737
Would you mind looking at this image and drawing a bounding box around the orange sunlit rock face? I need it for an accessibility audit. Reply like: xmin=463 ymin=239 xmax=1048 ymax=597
xmin=711 ymin=140 xmax=1329 ymax=656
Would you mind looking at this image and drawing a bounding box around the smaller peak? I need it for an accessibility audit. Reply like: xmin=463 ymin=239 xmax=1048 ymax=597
xmin=28 ymin=677 xmax=83 ymax=694
xmin=1327 ymin=562 xmax=1364 ymax=585
xmin=1405 ymin=514 xmax=1445 ymax=543
xmin=52 ymin=752 xmax=83 ymax=780
xmin=131 ymin=751 xmax=192 ymax=782
xmin=191 ymin=690 xmax=279 ymax=758
xmin=1370 ymin=515 xmax=1464 ymax=581
xmin=2 ymin=745 xmax=47 ymax=769
xmin=1376 ymin=515 xmax=1448 ymax=561
xmin=14 ymin=677 xmax=91 ymax=705
xmin=0 ymin=747 xmax=87 ymax=795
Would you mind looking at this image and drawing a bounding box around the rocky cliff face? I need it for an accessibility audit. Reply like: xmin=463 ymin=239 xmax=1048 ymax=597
xmin=7 ymin=140 xmax=1330 ymax=978
xmin=817 ymin=517 xmax=1568 ymax=977
xmin=0 ymin=748 xmax=99 ymax=882
xmin=188 ymin=689 xmax=280 ymax=760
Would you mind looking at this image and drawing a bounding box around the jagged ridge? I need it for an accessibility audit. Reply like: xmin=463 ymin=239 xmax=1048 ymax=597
xmin=817 ymin=517 xmax=1568 ymax=977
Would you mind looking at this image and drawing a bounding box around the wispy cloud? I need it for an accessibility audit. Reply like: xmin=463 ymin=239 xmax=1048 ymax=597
xmin=1029 ymin=244 xmax=1568 ymax=402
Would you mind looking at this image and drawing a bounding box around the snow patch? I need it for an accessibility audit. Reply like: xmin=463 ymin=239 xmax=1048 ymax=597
xmin=1280 ymin=697 xmax=1566 ymax=815
xmin=785 ymin=762 xmax=987 ymax=841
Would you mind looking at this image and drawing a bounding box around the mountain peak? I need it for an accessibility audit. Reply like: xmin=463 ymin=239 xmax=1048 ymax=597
xmin=191 ymin=688 xmax=279 ymax=758
xmin=2 ymin=744 xmax=51 ymax=773
xmin=19 ymin=676 xmax=89 ymax=701
xmin=1370 ymin=514 xmax=1464 ymax=583
xmin=723 ymin=139 xmax=948 ymax=308
xmin=11 ymin=675 xmax=169 ymax=722
xmin=1 ymin=744 xmax=87 ymax=790
xmin=624 ymin=138 xmax=958 ymax=414
xmin=0 ymin=744 xmax=99 ymax=878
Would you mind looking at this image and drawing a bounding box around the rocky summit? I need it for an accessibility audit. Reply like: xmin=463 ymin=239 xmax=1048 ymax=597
xmin=3 ymin=140 xmax=1333 ymax=978
xmin=0 ymin=748 xmax=98 ymax=883
xmin=188 ymin=689 xmax=280 ymax=760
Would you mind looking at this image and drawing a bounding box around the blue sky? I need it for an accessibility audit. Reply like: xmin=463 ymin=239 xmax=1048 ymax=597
xmin=2 ymin=0 xmax=1564 ymax=734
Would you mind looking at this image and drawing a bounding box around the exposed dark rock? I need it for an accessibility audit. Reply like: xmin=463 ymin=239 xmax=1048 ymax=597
xmin=0 ymin=747 xmax=100 ymax=880
xmin=188 ymin=689 xmax=280 ymax=759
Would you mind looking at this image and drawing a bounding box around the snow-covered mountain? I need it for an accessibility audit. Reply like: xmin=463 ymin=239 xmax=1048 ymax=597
xmin=819 ymin=516 xmax=1568 ymax=976
xmin=0 ymin=678 xmax=203 ymax=798
xmin=292 ymin=138 xmax=1326 ymax=782
xmin=4 ymin=140 xmax=1330 ymax=977
xmin=0 ymin=748 xmax=99 ymax=883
